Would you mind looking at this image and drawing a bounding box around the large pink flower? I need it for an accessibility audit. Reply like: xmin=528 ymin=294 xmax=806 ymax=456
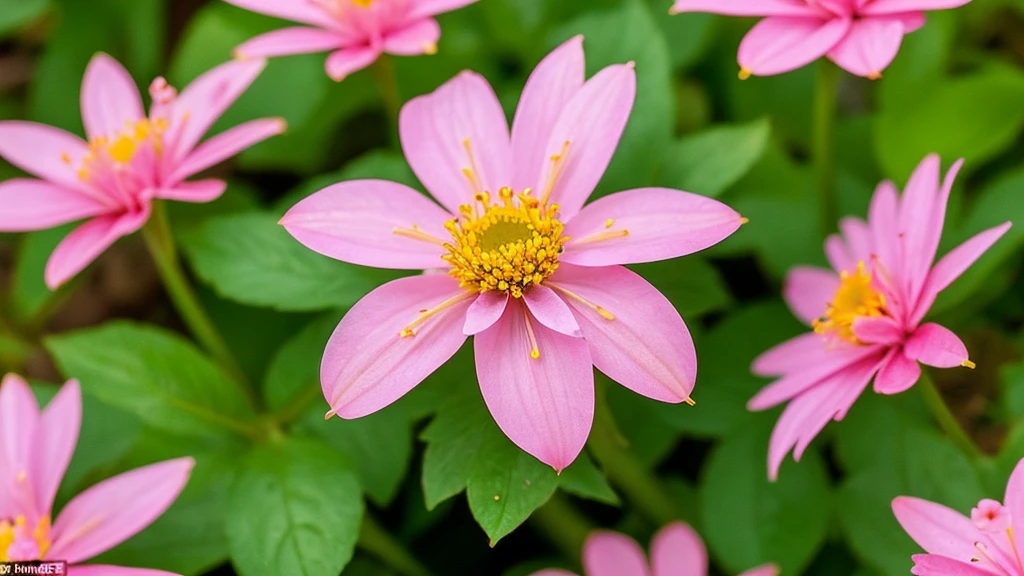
xmin=893 ymin=457 xmax=1024 ymax=575
xmin=0 ymin=374 xmax=193 ymax=574
xmin=750 ymin=154 xmax=1012 ymax=479
xmin=281 ymin=37 xmax=744 ymax=471
xmin=225 ymin=0 xmax=479 ymax=81
xmin=670 ymin=0 xmax=972 ymax=78
xmin=530 ymin=522 xmax=779 ymax=576
xmin=0 ymin=54 xmax=284 ymax=289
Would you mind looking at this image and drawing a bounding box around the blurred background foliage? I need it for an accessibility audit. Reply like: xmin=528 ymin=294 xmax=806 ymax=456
xmin=0 ymin=0 xmax=1023 ymax=575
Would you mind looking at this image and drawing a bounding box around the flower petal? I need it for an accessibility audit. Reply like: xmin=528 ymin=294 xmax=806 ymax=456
xmin=49 ymin=458 xmax=195 ymax=563
xmin=0 ymin=374 xmax=40 ymax=518
xmin=868 ymin=180 xmax=900 ymax=272
xmin=523 ymin=284 xmax=581 ymax=338
xmin=851 ymin=316 xmax=903 ymax=346
xmin=323 ymin=275 xmax=471 ymax=418
xmin=738 ymin=16 xmax=851 ymax=77
xmin=383 ymin=18 xmax=441 ymax=56
xmin=510 ymin=35 xmax=585 ymax=193
xmin=861 ymin=0 xmax=971 ymax=15
xmin=892 ymin=496 xmax=981 ymax=558
xmin=170 ymin=117 xmax=286 ymax=183
xmin=824 ymin=233 xmax=852 ymax=273
xmin=408 ymin=0 xmax=480 ymax=19
xmin=752 ymin=332 xmax=827 ymax=377
xmin=548 ymin=264 xmax=695 ymax=403
xmin=325 ymin=45 xmax=382 ymax=81
xmin=827 ymin=17 xmax=905 ymax=78
xmin=649 ymin=522 xmax=706 ymax=576
xmin=582 ymin=531 xmax=652 ymax=576
xmin=1004 ymin=457 xmax=1024 ymax=529
xmin=0 ymin=179 xmax=111 ymax=232
xmin=783 ymin=266 xmax=838 ymax=326
xmin=234 ymin=27 xmax=344 ymax=59
xmin=909 ymin=555 xmax=995 ymax=576
xmin=475 ymin=300 xmax=593 ymax=471
xmin=221 ymin=0 xmax=338 ymax=28
xmin=739 ymin=566 xmax=782 ymax=576
xmin=399 ymin=70 xmax=511 ymax=214
xmin=561 ymin=188 xmax=742 ymax=266
xmin=904 ymin=323 xmax=969 ymax=368
xmin=281 ymin=179 xmax=451 ymax=270
xmin=538 ymin=64 xmax=635 ymax=220
xmin=154 ymin=179 xmax=227 ymax=204
xmin=35 ymin=380 xmax=81 ymax=517
xmin=0 ymin=121 xmax=89 ymax=190
xmin=464 ymin=291 xmax=508 ymax=335
xmin=896 ymin=154 xmax=942 ymax=298
xmin=527 ymin=571 xmax=579 ymax=576
xmin=45 ymin=208 xmax=150 ymax=290
xmin=873 ymin=349 xmax=921 ymax=395
xmin=670 ymin=0 xmax=821 ymax=16
xmin=80 ymin=54 xmax=145 ymax=141
xmin=68 ymin=567 xmax=179 ymax=576
xmin=838 ymin=216 xmax=871 ymax=263
xmin=749 ymin=343 xmax=883 ymax=410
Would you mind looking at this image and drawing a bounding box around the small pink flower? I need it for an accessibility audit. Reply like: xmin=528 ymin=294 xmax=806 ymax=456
xmin=0 ymin=54 xmax=284 ymax=289
xmin=0 ymin=374 xmax=193 ymax=574
xmin=225 ymin=0 xmax=479 ymax=81
xmin=750 ymin=154 xmax=1011 ymax=480
xmin=530 ymin=522 xmax=779 ymax=576
xmin=893 ymin=457 xmax=1024 ymax=575
xmin=281 ymin=37 xmax=744 ymax=471
xmin=670 ymin=0 xmax=972 ymax=79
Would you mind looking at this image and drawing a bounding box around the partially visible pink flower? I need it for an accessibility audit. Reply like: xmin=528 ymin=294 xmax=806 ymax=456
xmin=750 ymin=154 xmax=1011 ymax=480
xmin=530 ymin=522 xmax=779 ymax=576
xmin=281 ymin=37 xmax=744 ymax=471
xmin=670 ymin=0 xmax=972 ymax=79
xmin=225 ymin=0 xmax=479 ymax=81
xmin=0 ymin=374 xmax=193 ymax=574
xmin=893 ymin=456 xmax=1024 ymax=575
xmin=0 ymin=54 xmax=284 ymax=289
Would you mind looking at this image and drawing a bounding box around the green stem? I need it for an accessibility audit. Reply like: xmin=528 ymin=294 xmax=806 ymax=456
xmin=813 ymin=59 xmax=840 ymax=237
xmin=369 ymin=55 xmax=402 ymax=136
xmin=358 ymin=513 xmax=434 ymax=576
xmin=918 ymin=371 xmax=983 ymax=460
xmin=587 ymin=383 xmax=680 ymax=526
xmin=530 ymin=492 xmax=594 ymax=565
xmin=141 ymin=201 xmax=256 ymax=407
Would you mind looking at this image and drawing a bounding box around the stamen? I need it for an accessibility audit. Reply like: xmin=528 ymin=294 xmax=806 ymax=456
xmin=523 ymin=312 xmax=541 ymax=360
xmin=462 ymin=139 xmax=485 ymax=196
xmin=547 ymin=283 xmax=615 ymax=321
xmin=963 ymin=360 xmax=977 ymax=369
xmin=684 ymin=397 xmax=696 ymax=406
xmin=400 ymin=292 xmax=475 ymax=337
xmin=573 ymin=229 xmax=630 ymax=245
xmin=539 ymin=141 xmax=571 ymax=206
xmin=738 ymin=67 xmax=752 ymax=80
xmin=392 ymin=225 xmax=446 ymax=246
xmin=604 ymin=219 xmax=615 ymax=229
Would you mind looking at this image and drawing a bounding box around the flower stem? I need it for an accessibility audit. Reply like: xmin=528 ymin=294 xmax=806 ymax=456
xmin=918 ymin=371 xmax=983 ymax=460
xmin=141 ymin=201 xmax=256 ymax=407
xmin=369 ymin=55 xmax=402 ymax=135
xmin=530 ymin=492 xmax=593 ymax=564
xmin=813 ymin=59 xmax=840 ymax=237
xmin=587 ymin=383 xmax=681 ymax=526
xmin=358 ymin=513 xmax=435 ymax=576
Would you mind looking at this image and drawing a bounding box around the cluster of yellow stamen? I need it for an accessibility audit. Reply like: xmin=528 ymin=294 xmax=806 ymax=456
xmin=0 ymin=515 xmax=52 ymax=562
xmin=813 ymin=261 xmax=887 ymax=344
xmin=442 ymin=187 xmax=569 ymax=299
xmin=67 ymin=118 xmax=167 ymax=181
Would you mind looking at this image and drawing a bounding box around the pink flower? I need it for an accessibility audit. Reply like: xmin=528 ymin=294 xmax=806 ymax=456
xmin=281 ymin=37 xmax=744 ymax=471
xmin=893 ymin=457 xmax=1024 ymax=575
xmin=0 ymin=374 xmax=193 ymax=574
xmin=669 ymin=0 xmax=972 ymax=79
xmin=225 ymin=0 xmax=479 ymax=81
xmin=0 ymin=54 xmax=284 ymax=289
xmin=750 ymin=154 xmax=1012 ymax=480
xmin=529 ymin=522 xmax=779 ymax=576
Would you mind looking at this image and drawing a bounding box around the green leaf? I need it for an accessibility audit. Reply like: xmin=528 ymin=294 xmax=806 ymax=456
xmin=421 ymin=386 xmax=494 ymax=509
xmin=700 ymin=419 xmax=832 ymax=574
xmin=659 ymin=119 xmax=771 ymax=198
xmin=1002 ymin=362 xmax=1024 ymax=420
xmin=9 ymin=224 xmax=73 ymax=322
xmin=181 ymin=212 xmax=401 ymax=312
xmin=630 ymin=256 xmax=732 ymax=319
xmin=46 ymin=322 xmax=259 ymax=439
xmin=648 ymin=1 xmax=718 ymax=71
xmin=557 ymin=453 xmax=619 ymax=505
xmin=263 ymin=315 xmax=336 ymax=413
xmin=226 ymin=437 xmax=364 ymax=576
xmin=0 ymin=0 xmax=48 ymax=37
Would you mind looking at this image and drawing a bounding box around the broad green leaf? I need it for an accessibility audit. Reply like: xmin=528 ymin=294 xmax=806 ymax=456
xmin=1002 ymin=362 xmax=1024 ymax=420
xmin=46 ymin=322 xmax=259 ymax=439
xmin=659 ymin=119 xmax=771 ymax=198
xmin=10 ymin=224 xmax=72 ymax=323
xmin=226 ymin=438 xmax=364 ymax=576
xmin=606 ymin=380 xmax=682 ymax=467
xmin=167 ymin=181 xmax=263 ymax=235
xmin=263 ymin=314 xmax=336 ymax=414
xmin=557 ymin=453 xmax=619 ymax=505
xmin=631 ymin=257 xmax=732 ymax=319
xmin=0 ymin=0 xmax=48 ymax=37
xmin=649 ymin=3 xmax=718 ymax=71
xmin=421 ymin=386 xmax=494 ymax=509
xmin=181 ymin=212 xmax=400 ymax=312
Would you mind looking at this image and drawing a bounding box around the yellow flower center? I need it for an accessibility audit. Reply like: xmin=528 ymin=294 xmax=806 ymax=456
xmin=353 ymin=0 xmax=374 ymax=6
xmin=442 ymin=187 xmax=568 ymax=299
xmin=69 ymin=118 xmax=167 ymax=182
xmin=813 ymin=261 xmax=887 ymax=344
xmin=0 ymin=515 xmax=52 ymax=562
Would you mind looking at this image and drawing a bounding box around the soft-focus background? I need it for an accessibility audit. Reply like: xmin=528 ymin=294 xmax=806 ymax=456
xmin=1 ymin=0 xmax=1023 ymax=574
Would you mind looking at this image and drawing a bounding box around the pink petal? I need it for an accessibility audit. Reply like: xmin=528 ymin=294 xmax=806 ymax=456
xmin=221 ymin=0 xmax=338 ymax=28
xmin=475 ymin=300 xmax=594 ymax=471
xmin=867 ymin=180 xmax=900 ymax=273
xmin=895 ymin=12 xmax=928 ymax=33
xmin=154 ymin=179 xmax=227 ymax=204
xmin=824 ymin=233 xmax=852 ymax=273
xmin=234 ymin=27 xmax=343 ymax=59
xmin=909 ymin=555 xmax=996 ymax=576
xmin=739 ymin=566 xmax=782 ymax=576
xmin=752 ymin=332 xmax=828 ymax=377
xmin=782 ymin=266 xmax=839 ymax=326
xmin=896 ymin=154 xmax=942 ymax=299
xmin=399 ymin=70 xmax=511 ymax=214
xmin=1004 ymin=457 xmax=1024 ymax=530
xmin=738 ymin=16 xmax=851 ymax=77
xmin=547 ymin=264 xmax=695 ymax=404
xmin=670 ymin=0 xmax=821 ymax=16
xmin=527 ymin=571 xmax=579 ymax=576
xmin=464 ymin=291 xmax=508 ymax=335
xmin=169 ymin=117 xmax=286 ymax=183
xmin=281 ymin=179 xmax=451 ymax=270
xmin=581 ymin=531 xmax=652 ymax=576
xmin=649 ymin=522 xmax=707 ymax=576
xmin=561 ymin=187 xmax=743 ymax=266
xmin=827 ymin=17 xmax=905 ymax=78
xmin=873 ymin=349 xmax=921 ymax=394
xmin=0 ymin=179 xmax=111 ymax=232
xmin=892 ymin=496 xmax=982 ymax=558
xmin=537 ymin=64 xmax=635 ymax=220
xmin=408 ymin=0 xmax=480 ymax=19
xmin=80 ymin=54 xmax=145 ymax=141
xmin=749 ymin=343 xmax=883 ymax=411
xmin=904 ymin=323 xmax=969 ymax=368
xmin=45 ymin=208 xmax=150 ymax=290
xmin=0 ymin=374 xmax=40 ymax=518
xmin=851 ymin=316 xmax=903 ymax=345
xmin=68 ymin=566 xmax=180 ymax=576
xmin=323 ymin=275 xmax=471 ymax=418
xmin=35 ymin=380 xmax=81 ymax=518
xmin=838 ymin=216 xmax=871 ymax=263
xmin=523 ymin=284 xmax=581 ymax=338
xmin=510 ymin=35 xmax=585 ymax=193
xmin=49 ymin=457 xmax=195 ymax=563
xmin=0 ymin=121 xmax=90 ymax=190
xmin=383 ymin=18 xmax=441 ymax=56
xmin=325 ymin=45 xmax=382 ymax=81
xmin=861 ymin=0 xmax=972 ymax=15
